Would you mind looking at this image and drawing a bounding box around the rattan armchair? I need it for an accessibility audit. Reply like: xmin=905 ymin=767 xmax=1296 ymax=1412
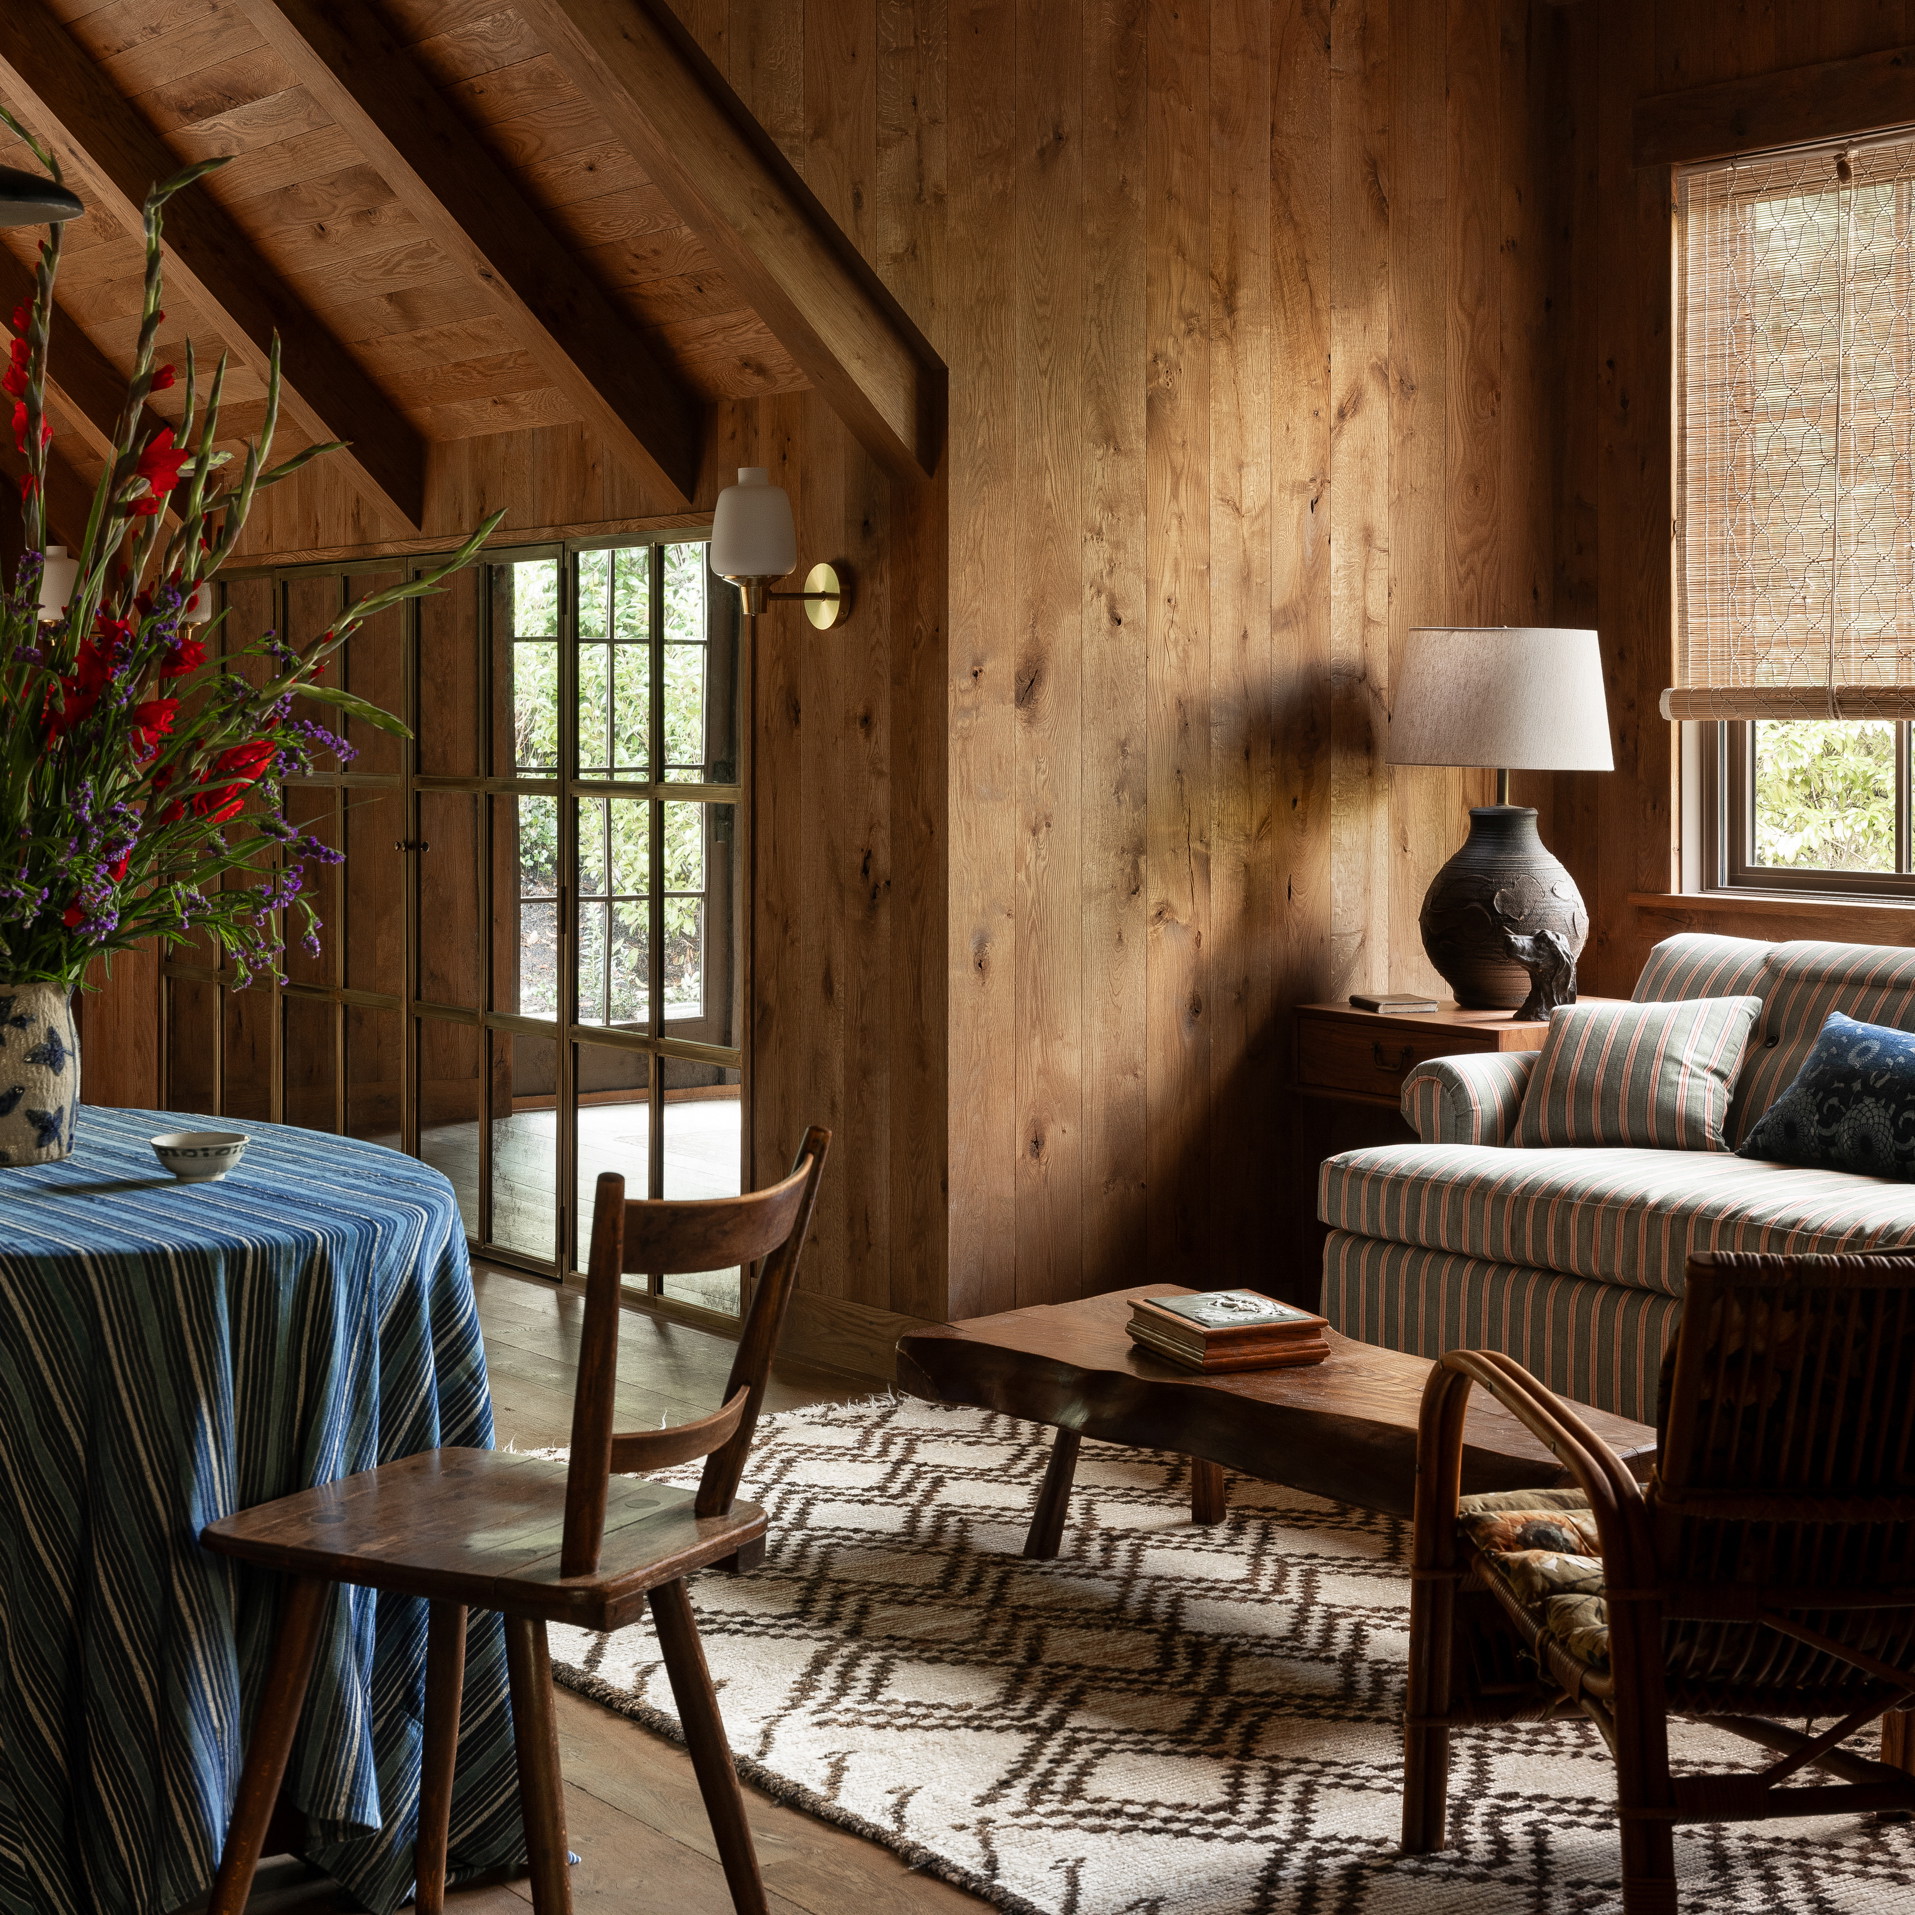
xmin=1404 ymin=1251 xmax=1915 ymax=1914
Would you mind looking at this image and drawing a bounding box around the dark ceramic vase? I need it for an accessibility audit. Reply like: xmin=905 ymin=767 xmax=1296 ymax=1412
xmin=1418 ymin=806 xmax=1588 ymax=1011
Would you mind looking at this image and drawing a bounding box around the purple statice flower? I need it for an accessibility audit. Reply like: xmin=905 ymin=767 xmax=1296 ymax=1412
xmin=293 ymin=832 xmax=345 ymax=867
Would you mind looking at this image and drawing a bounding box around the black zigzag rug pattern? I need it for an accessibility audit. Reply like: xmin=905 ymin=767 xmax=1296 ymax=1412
xmin=547 ymin=1396 xmax=1915 ymax=1915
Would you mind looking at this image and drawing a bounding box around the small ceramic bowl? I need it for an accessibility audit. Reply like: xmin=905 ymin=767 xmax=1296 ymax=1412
xmin=151 ymin=1130 xmax=249 ymax=1182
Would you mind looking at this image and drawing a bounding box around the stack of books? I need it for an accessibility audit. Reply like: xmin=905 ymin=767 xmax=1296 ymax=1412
xmin=1126 ymin=1290 xmax=1332 ymax=1373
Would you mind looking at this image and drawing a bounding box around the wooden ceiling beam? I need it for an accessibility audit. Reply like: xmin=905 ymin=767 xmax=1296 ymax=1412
xmin=234 ymin=0 xmax=704 ymax=506
xmin=0 ymin=0 xmax=428 ymax=529
xmin=516 ymin=0 xmax=945 ymax=485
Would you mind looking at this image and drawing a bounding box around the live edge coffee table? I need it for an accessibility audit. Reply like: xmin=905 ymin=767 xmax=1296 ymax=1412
xmin=895 ymin=1283 xmax=1655 ymax=1557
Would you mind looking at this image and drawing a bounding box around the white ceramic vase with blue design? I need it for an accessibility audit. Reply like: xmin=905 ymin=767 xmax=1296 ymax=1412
xmin=0 ymin=982 xmax=79 ymax=1165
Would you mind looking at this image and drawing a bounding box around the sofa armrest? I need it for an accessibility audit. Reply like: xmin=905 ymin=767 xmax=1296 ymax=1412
xmin=1400 ymin=1050 xmax=1539 ymax=1145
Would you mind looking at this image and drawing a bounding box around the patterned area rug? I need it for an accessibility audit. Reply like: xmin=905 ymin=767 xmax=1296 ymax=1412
xmin=547 ymin=1396 xmax=1915 ymax=1915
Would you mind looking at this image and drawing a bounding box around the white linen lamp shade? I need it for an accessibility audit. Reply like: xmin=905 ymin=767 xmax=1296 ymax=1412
xmin=711 ymin=468 xmax=797 ymax=590
xmin=1386 ymin=626 xmax=1613 ymax=1012
xmin=182 ymin=580 xmax=215 ymax=623
xmin=708 ymin=467 xmax=849 ymax=625
xmin=37 ymin=545 xmax=78 ymax=622
xmin=1386 ymin=626 xmax=1613 ymax=773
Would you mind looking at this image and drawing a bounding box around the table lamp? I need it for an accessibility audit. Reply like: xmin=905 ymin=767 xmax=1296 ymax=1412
xmin=1386 ymin=627 xmax=1612 ymax=1010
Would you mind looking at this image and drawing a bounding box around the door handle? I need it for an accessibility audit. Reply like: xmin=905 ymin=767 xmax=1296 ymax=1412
xmin=393 ymin=840 xmax=431 ymax=852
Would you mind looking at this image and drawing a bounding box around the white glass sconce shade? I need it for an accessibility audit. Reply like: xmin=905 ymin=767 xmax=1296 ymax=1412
xmin=37 ymin=545 xmax=78 ymax=622
xmin=711 ymin=468 xmax=797 ymax=582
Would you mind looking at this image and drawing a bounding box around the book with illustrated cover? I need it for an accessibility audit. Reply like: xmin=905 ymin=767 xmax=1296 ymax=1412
xmin=1125 ymin=1290 xmax=1332 ymax=1372
xmin=1146 ymin=1290 xmax=1317 ymax=1331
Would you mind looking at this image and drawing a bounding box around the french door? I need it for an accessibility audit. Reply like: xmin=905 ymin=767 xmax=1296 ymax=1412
xmin=161 ymin=533 xmax=747 ymax=1315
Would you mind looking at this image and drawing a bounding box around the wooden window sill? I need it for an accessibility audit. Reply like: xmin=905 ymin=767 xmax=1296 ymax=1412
xmin=1630 ymin=890 xmax=1915 ymax=933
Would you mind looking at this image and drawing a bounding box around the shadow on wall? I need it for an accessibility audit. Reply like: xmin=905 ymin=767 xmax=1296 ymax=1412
xmin=1125 ymin=661 xmax=1340 ymax=1309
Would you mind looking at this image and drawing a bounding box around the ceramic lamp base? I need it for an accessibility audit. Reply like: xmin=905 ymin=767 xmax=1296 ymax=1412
xmin=0 ymin=981 xmax=80 ymax=1164
xmin=1418 ymin=806 xmax=1588 ymax=1011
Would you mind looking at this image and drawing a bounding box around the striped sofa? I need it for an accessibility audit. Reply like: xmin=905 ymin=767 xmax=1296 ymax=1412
xmin=1317 ymin=933 xmax=1915 ymax=1419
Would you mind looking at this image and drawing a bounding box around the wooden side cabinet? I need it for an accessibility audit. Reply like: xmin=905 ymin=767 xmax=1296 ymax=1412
xmin=1294 ymin=999 xmax=1622 ymax=1111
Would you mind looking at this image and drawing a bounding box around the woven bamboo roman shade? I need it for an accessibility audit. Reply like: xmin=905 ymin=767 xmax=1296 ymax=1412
xmin=1667 ymin=133 xmax=1915 ymax=721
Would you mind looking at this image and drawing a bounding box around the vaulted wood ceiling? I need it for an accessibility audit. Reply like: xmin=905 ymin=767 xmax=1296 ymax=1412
xmin=0 ymin=0 xmax=919 ymax=537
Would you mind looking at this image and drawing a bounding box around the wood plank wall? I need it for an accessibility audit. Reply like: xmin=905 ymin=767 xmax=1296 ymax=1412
xmin=1539 ymin=0 xmax=1915 ymax=998
xmin=675 ymin=0 xmax=1559 ymax=1315
xmin=87 ymin=0 xmax=1565 ymax=1335
xmin=930 ymin=0 xmax=1558 ymax=1312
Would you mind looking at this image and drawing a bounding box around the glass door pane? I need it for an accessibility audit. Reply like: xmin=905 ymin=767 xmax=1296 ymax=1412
xmin=490 ymin=1029 xmax=560 ymax=1263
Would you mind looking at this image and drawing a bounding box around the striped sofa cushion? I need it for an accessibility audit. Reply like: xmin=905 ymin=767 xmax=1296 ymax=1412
xmin=1318 ymin=1141 xmax=1915 ymax=1296
xmin=1509 ymin=996 xmax=1761 ymax=1151
xmin=1730 ymin=941 xmax=1915 ymax=1144
xmin=1320 ymin=1232 xmax=1678 ymax=1420
xmin=1632 ymin=931 xmax=1772 ymax=1005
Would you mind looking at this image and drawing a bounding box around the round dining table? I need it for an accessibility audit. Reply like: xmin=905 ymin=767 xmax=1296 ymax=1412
xmin=0 ymin=1107 xmax=528 ymax=1915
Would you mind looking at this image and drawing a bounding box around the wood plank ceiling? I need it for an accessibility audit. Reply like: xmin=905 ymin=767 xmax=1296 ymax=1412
xmin=0 ymin=0 xmax=812 ymax=534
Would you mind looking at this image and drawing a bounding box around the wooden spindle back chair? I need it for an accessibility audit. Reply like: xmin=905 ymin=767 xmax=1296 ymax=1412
xmin=1405 ymin=1251 xmax=1915 ymax=1915
xmin=203 ymin=1126 xmax=830 ymax=1915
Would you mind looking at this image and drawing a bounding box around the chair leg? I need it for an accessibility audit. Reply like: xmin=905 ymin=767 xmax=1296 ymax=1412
xmin=503 ymin=1615 xmax=572 ymax=1915
xmin=1617 ymin=1814 xmax=1678 ymax=1915
xmin=1023 ymin=1429 xmax=1081 ymax=1559
xmin=1190 ymin=1457 xmax=1228 ymax=1525
xmin=649 ymin=1578 xmax=768 ymax=1915
xmin=208 ymin=1575 xmax=330 ymax=1915
xmin=413 ymin=1602 xmax=468 ymax=1915
xmin=1884 ymin=1708 xmax=1915 ymax=1776
xmin=1614 ymin=1695 xmax=1679 ymax=1915
xmin=1400 ymin=1574 xmax=1455 ymax=1853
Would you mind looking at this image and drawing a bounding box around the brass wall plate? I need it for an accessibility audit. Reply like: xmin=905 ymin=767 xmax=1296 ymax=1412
xmin=804 ymin=561 xmax=848 ymax=629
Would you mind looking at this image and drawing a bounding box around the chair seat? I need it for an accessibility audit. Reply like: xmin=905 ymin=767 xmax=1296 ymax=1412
xmin=202 ymin=1448 xmax=766 ymax=1632
xmin=1459 ymin=1486 xmax=1915 ymax=1715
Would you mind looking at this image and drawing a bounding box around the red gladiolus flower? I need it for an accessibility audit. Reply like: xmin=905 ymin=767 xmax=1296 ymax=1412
xmin=133 ymin=426 xmax=190 ymax=515
xmin=160 ymin=634 xmax=206 ymax=679
xmin=150 ymin=363 xmax=176 ymax=391
xmin=2 ymin=336 xmax=28 ymax=400
xmin=62 ymin=904 xmax=84 ymax=929
xmin=10 ymin=305 xmax=27 ymax=336
xmin=42 ymin=636 xmax=123 ymax=740
xmin=130 ymin=697 xmax=178 ymax=761
xmin=11 ymin=399 xmax=49 ymax=458
xmin=192 ymin=737 xmax=278 ymax=824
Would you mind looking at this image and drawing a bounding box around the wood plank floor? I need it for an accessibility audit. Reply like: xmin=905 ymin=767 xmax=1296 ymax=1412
xmin=228 ymin=1263 xmax=990 ymax=1915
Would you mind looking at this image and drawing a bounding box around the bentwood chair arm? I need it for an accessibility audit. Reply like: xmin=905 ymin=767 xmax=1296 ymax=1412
xmin=1414 ymin=1349 xmax=1659 ymax=1595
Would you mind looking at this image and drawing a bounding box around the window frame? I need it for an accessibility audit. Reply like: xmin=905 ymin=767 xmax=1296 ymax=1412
xmin=158 ymin=529 xmax=750 ymax=1323
xmin=1700 ymin=716 xmax=1915 ymax=897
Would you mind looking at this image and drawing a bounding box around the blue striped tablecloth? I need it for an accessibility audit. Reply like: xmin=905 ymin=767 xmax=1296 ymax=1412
xmin=0 ymin=1108 xmax=528 ymax=1915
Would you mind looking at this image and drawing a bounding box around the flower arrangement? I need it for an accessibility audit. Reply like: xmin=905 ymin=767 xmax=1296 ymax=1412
xmin=0 ymin=115 xmax=501 ymax=999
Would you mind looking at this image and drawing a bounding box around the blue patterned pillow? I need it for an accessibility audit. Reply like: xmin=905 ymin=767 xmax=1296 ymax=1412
xmin=1738 ymin=1012 xmax=1915 ymax=1179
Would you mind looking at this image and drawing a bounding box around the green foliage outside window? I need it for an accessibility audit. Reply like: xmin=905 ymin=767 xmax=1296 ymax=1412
xmin=1751 ymin=719 xmax=1897 ymax=872
xmin=507 ymin=552 xmax=712 ymax=1023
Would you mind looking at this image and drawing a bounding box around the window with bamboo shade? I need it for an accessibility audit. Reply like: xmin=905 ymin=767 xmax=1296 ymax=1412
xmin=1678 ymin=131 xmax=1915 ymax=895
xmin=1671 ymin=133 xmax=1915 ymax=723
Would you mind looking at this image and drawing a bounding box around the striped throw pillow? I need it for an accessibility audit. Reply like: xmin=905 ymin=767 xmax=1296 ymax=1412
xmin=1510 ymin=996 xmax=1763 ymax=1152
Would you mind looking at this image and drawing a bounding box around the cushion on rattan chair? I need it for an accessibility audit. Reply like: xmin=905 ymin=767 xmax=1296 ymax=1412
xmin=1459 ymin=1485 xmax=1611 ymax=1666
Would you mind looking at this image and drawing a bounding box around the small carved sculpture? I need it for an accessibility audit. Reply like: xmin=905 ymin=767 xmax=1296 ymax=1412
xmin=1501 ymin=926 xmax=1578 ymax=1023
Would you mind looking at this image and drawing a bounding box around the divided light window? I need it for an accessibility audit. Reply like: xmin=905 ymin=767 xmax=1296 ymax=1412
xmin=160 ymin=534 xmax=746 ymax=1322
xmin=1674 ymin=131 xmax=1915 ymax=894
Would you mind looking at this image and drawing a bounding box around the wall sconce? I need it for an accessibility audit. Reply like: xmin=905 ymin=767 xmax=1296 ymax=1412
xmin=710 ymin=467 xmax=850 ymax=627
xmin=37 ymin=544 xmax=78 ymax=622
